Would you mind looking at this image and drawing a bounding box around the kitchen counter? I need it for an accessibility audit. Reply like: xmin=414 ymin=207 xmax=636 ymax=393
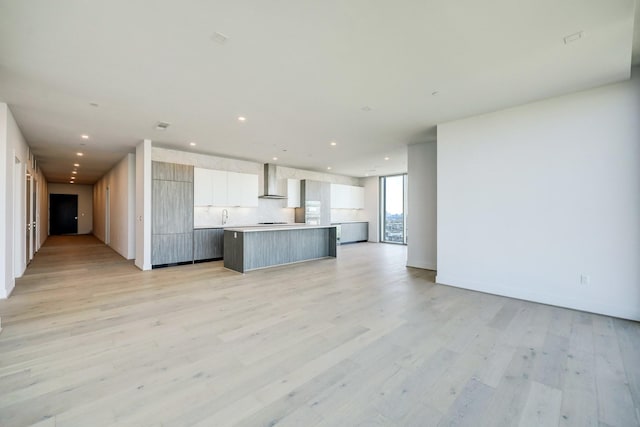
xmin=331 ymin=221 xmax=368 ymax=224
xmin=224 ymin=224 xmax=334 ymax=232
xmin=223 ymin=225 xmax=337 ymax=273
xmin=194 ymin=223 xmax=298 ymax=230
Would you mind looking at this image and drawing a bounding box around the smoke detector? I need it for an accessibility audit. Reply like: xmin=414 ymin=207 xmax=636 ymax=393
xmin=155 ymin=121 xmax=171 ymax=131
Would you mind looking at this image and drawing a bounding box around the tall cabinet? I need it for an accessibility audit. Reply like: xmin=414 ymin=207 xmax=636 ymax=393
xmin=295 ymin=179 xmax=331 ymax=225
xmin=152 ymin=161 xmax=194 ymax=266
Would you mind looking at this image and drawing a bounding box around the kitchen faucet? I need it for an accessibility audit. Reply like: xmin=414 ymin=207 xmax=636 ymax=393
xmin=222 ymin=209 xmax=229 ymax=225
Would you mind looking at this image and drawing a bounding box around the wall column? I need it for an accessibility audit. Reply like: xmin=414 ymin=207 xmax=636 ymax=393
xmin=135 ymin=139 xmax=152 ymax=270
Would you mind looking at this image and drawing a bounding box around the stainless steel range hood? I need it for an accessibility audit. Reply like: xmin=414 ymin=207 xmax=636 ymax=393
xmin=259 ymin=163 xmax=287 ymax=199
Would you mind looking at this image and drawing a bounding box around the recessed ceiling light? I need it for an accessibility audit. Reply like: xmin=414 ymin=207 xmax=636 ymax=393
xmin=272 ymin=157 xmax=278 ymax=161
xmin=327 ymin=166 xmax=332 ymax=170
xmin=384 ymin=157 xmax=390 ymax=160
xmin=81 ymin=134 xmax=89 ymax=140
xmin=74 ymin=163 xmax=80 ymax=167
xmin=155 ymin=121 xmax=171 ymax=131
xmin=189 ymin=142 xmax=196 ymax=146
xmin=431 ymin=91 xmax=439 ymax=96
xmin=238 ymin=116 xmax=246 ymax=122
xmin=330 ymin=141 xmax=337 ymax=146
xmin=69 ymin=181 xmax=74 ymax=184
xmin=89 ymin=102 xmax=99 ymax=107
xmin=72 ymin=171 xmax=77 ymax=174
xmin=76 ymin=152 xmax=83 ymax=156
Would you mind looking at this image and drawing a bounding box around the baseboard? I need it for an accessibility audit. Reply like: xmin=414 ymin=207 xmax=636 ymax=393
xmin=435 ymin=274 xmax=640 ymax=322
xmin=407 ymin=261 xmax=437 ymax=270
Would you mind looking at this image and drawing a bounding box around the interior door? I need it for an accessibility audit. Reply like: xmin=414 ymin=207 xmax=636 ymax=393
xmin=50 ymin=194 xmax=78 ymax=235
xmin=26 ymin=174 xmax=31 ymax=262
xmin=105 ymin=186 xmax=110 ymax=244
xmin=32 ymin=179 xmax=37 ymax=258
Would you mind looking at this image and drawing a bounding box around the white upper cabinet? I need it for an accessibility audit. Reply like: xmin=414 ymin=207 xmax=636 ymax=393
xmin=194 ymin=168 xmax=257 ymax=207
xmin=210 ymin=170 xmax=228 ymax=206
xmin=287 ymin=179 xmax=301 ymax=208
xmin=331 ymin=184 xmax=365 ymax=209
xmin=350 ymin=186 xmax=365 ymax=209
xmin=194 ymin=167 xmax=213 ymax=206
xmin=194 ymin=168 xmax=226 ymax=206
xmin=331 ymin=184 xmax=346 ymax=208
xmin=227 ymin=171 xmax=258 ymax=207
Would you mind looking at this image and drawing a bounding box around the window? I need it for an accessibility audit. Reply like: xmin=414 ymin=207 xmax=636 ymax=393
xmin=380 ymin=174 xmax=407 ymax=244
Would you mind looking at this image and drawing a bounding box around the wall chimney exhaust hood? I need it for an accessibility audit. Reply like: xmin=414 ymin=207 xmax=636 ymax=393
xmin=259 ymin=163 xmax=287 ymax=199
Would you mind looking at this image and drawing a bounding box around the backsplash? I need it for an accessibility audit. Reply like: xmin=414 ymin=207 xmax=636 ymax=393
xmin=330 ymin=208 xmax=368 ymax=223
xmin=194 ymin=198 xmax=295 ymax=227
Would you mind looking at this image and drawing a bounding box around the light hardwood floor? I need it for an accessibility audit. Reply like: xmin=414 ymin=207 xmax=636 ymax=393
xmin=0 ymin=235 xmax=638 ymax=427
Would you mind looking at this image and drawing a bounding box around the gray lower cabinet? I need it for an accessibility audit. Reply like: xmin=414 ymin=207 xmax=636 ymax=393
xmin=194 ymin=228 xmax=224 ymax=260
xmin=152 ymin=233 xmax=193 ymax=265
xmin=339 ymin=222 xmax=368 ymax=244
xmin=152 ymin=161 xmax=194 ymax=266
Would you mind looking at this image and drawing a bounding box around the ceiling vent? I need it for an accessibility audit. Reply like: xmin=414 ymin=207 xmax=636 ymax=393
xmin=212 ymin=32 xmax=229 ymax=44
xmin=563 ymin=31 xmax=584 ymax=44
xmin=155 ymin=121 xmax=171 ymax=131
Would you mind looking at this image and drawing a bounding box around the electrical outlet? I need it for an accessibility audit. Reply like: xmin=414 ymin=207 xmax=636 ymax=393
xmin=580 ymin=274 xmax=590 ymax=285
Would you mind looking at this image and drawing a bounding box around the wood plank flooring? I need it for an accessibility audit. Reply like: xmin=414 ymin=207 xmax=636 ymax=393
xmin=0 ymin=235 xmax=638 ymax=427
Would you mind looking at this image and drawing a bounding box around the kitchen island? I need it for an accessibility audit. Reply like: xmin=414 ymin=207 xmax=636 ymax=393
xmin=223 ymin=225 xmax=337 ymax=273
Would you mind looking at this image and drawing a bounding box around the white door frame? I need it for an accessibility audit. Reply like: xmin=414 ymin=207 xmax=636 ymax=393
xmin=13 ymin=155 xmax=25 ymax=278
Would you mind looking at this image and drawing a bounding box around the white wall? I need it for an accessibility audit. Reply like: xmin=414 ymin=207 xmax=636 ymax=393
xmin=48 ymin=183 xmax=93 ymax=234
xmin=407 ymin=142 xmax=437 ymax=270
xmin=0 ymin=104 xmax=43 ymax=298
xmin=0 ymin=104 xmax=9 ymax=298
xmin=363 ymin=176 xmax=380 ymax=242
xmin=135 ymin=140 xmax=152 ymax=270
xmin=437 ymin=70 xmax=640 ymax=321
xmin=94 ymin=153 xmax=136 ymax=259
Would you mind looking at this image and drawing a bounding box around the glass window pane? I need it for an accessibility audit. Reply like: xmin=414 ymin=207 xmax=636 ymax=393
xmin=382 ymin=175 xmax=405 ymax=243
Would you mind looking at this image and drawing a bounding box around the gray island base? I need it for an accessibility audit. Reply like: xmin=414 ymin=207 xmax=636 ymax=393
xmin=223 ymin=225 xmax=337 ymax=273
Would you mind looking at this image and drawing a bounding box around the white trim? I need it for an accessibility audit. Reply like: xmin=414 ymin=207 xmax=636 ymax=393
xmin=435 ymin=274 xmax=640 ymax=321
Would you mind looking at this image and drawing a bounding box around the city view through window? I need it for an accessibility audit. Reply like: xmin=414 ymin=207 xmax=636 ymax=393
xmin=381 ymin=174 xmax=406 ymax=244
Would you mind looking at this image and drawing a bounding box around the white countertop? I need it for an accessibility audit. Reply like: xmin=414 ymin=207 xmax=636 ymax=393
xmin=195 ymin=223 xmax=293 ymax=230
xmin=224 ymin=224 xmax=336 ymax=232
xmin=331 ymin=221 xmax=369 ymax=224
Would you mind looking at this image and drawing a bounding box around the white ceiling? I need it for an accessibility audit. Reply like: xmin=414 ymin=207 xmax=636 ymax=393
xmin=0 ymin=1 xmax=637 ymax=184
